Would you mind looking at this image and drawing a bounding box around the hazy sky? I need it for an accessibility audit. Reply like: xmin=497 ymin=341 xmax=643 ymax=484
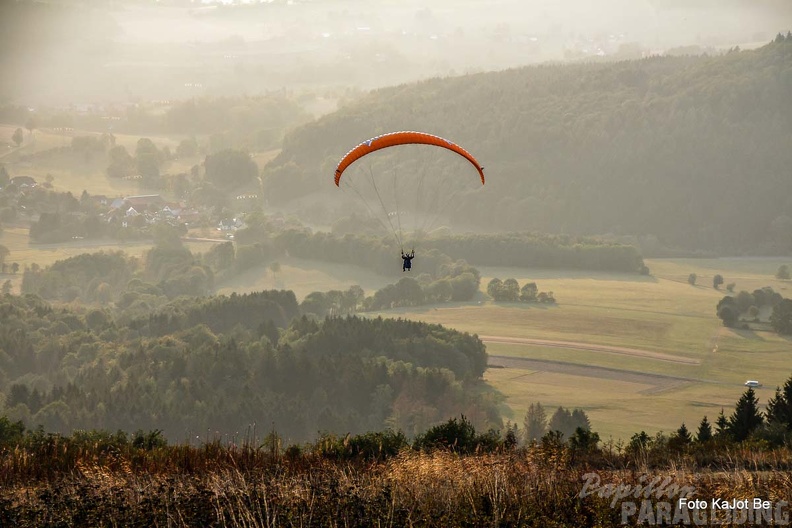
xmin=1 ymin=0 xmax=790 ymax=106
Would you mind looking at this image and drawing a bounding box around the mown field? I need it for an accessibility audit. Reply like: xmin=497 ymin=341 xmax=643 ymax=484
xmin=369 ymin=258 xmax=792 ymax=441
xmin=215 ymin=257 xmax=391 ymax=300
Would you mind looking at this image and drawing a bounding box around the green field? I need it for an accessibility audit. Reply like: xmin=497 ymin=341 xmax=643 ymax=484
xmin=215 ymin=257 xmax=391 ymax=300
xmin=0 ymin=125 xmax=207 ymax=195
xmin=368 ymin=258 xmax=792 ymax=441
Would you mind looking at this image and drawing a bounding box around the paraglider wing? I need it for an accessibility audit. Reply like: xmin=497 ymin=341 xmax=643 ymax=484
xmin=334 ymin=131 xmax=485 ymax=186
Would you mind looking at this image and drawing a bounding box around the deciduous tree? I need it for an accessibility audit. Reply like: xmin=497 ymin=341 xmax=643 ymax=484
xmin=716 ymin=296 xmax=738 ymax=327
xmin=770 ymin=299 xmax=792 ymax=335
xmin=12 ymin=128 xmax=23 ymax=147
xmin=204 ymin=149 xmax=258 ymax=189
xmin=520 ymin=281 xmax=538 ymax=301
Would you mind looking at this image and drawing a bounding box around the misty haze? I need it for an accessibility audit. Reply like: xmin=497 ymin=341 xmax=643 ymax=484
xmin=1 ymin=0 xmax=792 ymax=526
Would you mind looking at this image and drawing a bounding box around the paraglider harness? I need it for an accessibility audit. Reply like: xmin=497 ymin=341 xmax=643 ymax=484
xmin=401 ymin=249 xmax=415 ymax=272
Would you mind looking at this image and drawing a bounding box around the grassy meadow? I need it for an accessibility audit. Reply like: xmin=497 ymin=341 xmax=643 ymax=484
xmin=215 ymin=257 xmax=392 ymax=300
xmin=1 ymin=125 xmax=177 ymax=196
xmin=369 ymin=258 xmax=792 ymax=441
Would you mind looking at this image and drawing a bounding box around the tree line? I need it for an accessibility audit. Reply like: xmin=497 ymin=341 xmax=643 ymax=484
xmin=264 ymin=228 xmax=647 ymax=275
xmin=487 ymin=278 xmax=555 ymax=303
xmin=715 ymin=286 xmax=792 ymax=334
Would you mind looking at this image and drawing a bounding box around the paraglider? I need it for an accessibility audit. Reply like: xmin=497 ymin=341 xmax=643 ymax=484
xmin=401 ymin=249 xmax=415 ymax=272
xmin=334 ymin=131 xmax=485 ymax=271
xmin=334 ymin=131 xmax=485 ymax=186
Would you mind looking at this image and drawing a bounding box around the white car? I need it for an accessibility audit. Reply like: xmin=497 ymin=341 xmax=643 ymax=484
xmin=744 ymin=380 xmax=761 ymax=387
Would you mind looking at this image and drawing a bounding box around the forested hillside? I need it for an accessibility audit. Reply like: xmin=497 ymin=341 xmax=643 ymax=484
xmin=0 ymin=293 xmax=495 ymax=442
xmin=263 ymin=36 xmax=792 ymax=254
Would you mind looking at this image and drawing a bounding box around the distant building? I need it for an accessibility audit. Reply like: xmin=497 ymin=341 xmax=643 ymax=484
xmin=217 ymin=217 xmax=245 ymax=231
xmin=107 ymin=194 xmax=165 ymax=213
xmin=10 ymin=176 xmax=36 ymax=188
xmin=124 ymin=195 xmax=165 ymax=210
xmin=178 ymin=210 xmax=201 ymax=225
xmin=91 ymin=195 xmax=110 ymax=206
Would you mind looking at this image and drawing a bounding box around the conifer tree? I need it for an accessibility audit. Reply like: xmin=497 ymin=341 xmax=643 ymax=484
xmin=548 ymin=407 xmax=573 ymax=438
xmin=675 ymin=423 xmax=692 ymax=444
xmin=523 ymin=402 xmax=547 ymax=443
xmin=696 ymin=416 xmax=713 ymax=443
xmin=571 ymin=409 xmax=591 ymax=432
xmin=766 ymin=376 xmax=792 ymax=429
xmin=728 ymin=388 xmax=764 ymax=441
xmin=715 ymin=409 xmax=729 ymax=438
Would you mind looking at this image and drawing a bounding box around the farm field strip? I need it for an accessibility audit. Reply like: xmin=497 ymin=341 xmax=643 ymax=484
xmin=381 ymin=302 xmax=718 ymax=360
xmin=483 ymin=341 xmax=697 ymax=379
xmin=487 ymin=355 xmax=699 ymax=393
xmin=480 ymin=335 xmax=699 ymax=364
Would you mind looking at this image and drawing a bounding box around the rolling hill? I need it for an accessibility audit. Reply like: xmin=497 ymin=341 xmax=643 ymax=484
xmin=263 ymin=36 xmax=792 ymax=255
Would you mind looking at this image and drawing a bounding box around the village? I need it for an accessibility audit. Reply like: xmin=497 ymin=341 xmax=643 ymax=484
xmin=0 ymin=172 xmax=250 ymax=245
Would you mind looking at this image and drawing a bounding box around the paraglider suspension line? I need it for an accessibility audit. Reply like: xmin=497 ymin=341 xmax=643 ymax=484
xmin=392 ymin=165 xmax=404 ymax=248
xmin=368 ymin=165 xmax=404 ymax=250
xmin=341 ymin=174 xmax=398 ymax=245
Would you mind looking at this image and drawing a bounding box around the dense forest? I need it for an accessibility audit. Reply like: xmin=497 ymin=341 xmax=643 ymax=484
xmin=262 ymin=36 xmax=792 ymax=255
xmin=0 ymin=290 xmax=496 ymax=442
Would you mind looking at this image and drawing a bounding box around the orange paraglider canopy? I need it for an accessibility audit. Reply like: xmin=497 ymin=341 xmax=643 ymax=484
xmin=334 ymin=131 xmax=485 ymax=186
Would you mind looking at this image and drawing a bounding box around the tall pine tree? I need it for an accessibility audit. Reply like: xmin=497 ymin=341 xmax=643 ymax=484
xmin=523 ymin=402 xmax=547 ymax=443
xmin=766 ymin=376 xmax=792 ymax=430
xmin=696 ymin=416 xmax=713 ymax=443
xmin=715 ymin=409 xmax=729 ymax=439
xmin=728 ymin=388 xmax=764 ymax=442
xmin=675 ymin=423 xmax=692 ymax=444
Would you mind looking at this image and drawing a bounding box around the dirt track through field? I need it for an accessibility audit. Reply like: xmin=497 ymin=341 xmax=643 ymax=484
xmin=479 ymin=335 xmax=700 ymax=365
xmin=487 ymin=355 xmax=700 ymax=394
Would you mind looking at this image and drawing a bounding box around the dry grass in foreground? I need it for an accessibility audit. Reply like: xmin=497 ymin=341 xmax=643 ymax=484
xmin=1 ymin=437 xmax=791 ymax=527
